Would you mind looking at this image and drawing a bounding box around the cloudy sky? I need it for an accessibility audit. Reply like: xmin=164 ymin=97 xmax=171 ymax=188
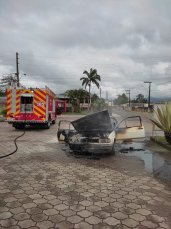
xmin=0 ymin=0 xmax=171 ymax=100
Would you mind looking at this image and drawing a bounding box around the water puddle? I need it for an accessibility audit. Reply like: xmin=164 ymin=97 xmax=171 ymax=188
xmin=119 ymin=142 xmax=171 ymax=184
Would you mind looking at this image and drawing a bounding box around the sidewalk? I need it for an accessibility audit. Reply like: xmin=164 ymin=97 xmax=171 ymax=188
xmin=0 ymin=115 xmax=6 ymax=122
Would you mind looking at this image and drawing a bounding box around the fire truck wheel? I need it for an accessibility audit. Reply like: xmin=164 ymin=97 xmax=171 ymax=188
xmin=44 ymin=117 xmax=51 ymax=129
xmin=52 ymin=118 xmax=56 ymax=124
xmin=15 ymin=124 xmax=25 ymax=129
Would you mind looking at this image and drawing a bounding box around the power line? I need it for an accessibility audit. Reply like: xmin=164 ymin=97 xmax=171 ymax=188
xmin=18 ymin=62 xmax=171 ymax=68
xmin=17 ymin=58 xmax=171 ymax=64
xmin=19 ymin=53 xmax=171 ymax=60
xmin=0 ymin=54 xmax=14 ymax=58
xmin=0 ymin=59 xmax=16 ymax=61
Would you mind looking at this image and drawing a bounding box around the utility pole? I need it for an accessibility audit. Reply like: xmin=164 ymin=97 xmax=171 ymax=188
xmin=16 ymin=52 xmax=19 ymax=87
xmin=100 ymin=88 xmax=102 ymax=111
xmin=106 ymin=90 xmax=108 ymax=103
xmin=144 ymin=81 xmax=152 ymax=112
xmin=125 ymin=90 xmax=130 ymax=107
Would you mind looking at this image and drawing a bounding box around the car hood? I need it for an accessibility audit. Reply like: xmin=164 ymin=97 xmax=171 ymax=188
xmin=71 ymin=110 xmax=113 ymax=132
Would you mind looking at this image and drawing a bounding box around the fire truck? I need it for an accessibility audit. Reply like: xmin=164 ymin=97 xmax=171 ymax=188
xmin=6 ymin=85 xmax=66 ymax=129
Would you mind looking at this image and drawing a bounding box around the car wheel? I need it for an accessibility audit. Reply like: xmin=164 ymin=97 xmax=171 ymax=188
xmin=109 ymin=143 xmax=115 ymax=155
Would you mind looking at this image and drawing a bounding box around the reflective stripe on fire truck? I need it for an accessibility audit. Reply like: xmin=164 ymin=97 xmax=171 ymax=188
xmin=7 ymin=89 xmax=12 ymax=120
xmin=34 ymin=90 xmax=46 ymax=121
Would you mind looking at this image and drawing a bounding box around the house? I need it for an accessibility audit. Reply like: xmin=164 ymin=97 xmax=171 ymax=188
xmin=56 ymin=94 xmax=91 ymax=112
xmin=131 ymin=103 xmax=153 ymax=112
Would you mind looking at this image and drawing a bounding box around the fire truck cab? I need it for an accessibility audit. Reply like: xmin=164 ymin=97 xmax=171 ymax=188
xmin=7 ymin=85 xmax=66 ymax=129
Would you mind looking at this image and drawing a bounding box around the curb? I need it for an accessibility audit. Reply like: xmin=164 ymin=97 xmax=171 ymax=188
xmin=0 ymin=116 xmax=6 ymax=122
xmin=0 ymin=119 xmax=6 ymax=122
xmin=60 ymin=115 xmax=86 ymax=118
xmin=150 ymin=137 xmax=171 ymax=151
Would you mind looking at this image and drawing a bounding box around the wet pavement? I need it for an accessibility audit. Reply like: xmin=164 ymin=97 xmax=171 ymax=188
xmin=0 ymin=112 xmax=171 ymax=229
xmin=117 ymin=142 xmax=171 ymax=185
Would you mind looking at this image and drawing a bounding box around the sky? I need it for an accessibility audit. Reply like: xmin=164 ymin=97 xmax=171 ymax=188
xmin=0 ymin=0 xmax=171 ymax=100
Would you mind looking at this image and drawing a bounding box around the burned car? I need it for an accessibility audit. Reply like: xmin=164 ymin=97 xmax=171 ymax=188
xmin=57 ymin=110 xmax=145 ymax=154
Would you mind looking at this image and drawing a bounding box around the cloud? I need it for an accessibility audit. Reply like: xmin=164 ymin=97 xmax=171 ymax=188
xmin=0 ymin=0 xmax=171 ymax=100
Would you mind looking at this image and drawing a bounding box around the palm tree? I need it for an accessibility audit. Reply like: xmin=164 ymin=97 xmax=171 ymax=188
xmin=80 ymin=68 xmax=101 ymax=111
xmin=65 ymin=90 xmax=75 ymax=103
xmin=77 ymin=89 xmax=90 ymax=110
xmin=65 ymin=89 xmax=90 ymax=112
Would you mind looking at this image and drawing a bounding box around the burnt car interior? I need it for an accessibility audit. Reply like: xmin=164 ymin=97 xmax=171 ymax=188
xmin=57 ymin=120 xmax=75 ymax=143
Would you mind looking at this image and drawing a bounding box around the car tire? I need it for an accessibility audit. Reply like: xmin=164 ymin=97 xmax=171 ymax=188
xmin=109 ymin=143 xmax=115 ymax=155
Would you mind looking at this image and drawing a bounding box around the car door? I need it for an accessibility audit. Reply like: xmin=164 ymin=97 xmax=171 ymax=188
xmin=115 ymin=116 xmax=145 ymax=143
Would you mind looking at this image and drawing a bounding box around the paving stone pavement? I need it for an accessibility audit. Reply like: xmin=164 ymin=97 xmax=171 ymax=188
xmin=0 ymin=121 xmax=171 ymax=229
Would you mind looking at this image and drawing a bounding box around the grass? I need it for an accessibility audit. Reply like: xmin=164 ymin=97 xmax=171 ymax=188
xmin=154 ymin=136 xmax=168 ymax=144
xmin=127 ymin=110 xmax=153 ymax=114
xmin=63 ymin=111 xmax=92 ymax=115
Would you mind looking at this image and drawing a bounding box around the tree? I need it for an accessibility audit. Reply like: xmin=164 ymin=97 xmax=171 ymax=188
xmin=0 ymin=89 xmax=6 ymax=96
xmin=0 ymin=107 xmax=7 ymax=117
xmin=93 ymin=98 xmax=106 ymax=112
xmin=92 ymin=93 xmax=99 ymax=103
xmin=65 ymin=90 xmax=76 ymax=103
xmin=80 ymin=68 xmax=101 ymax=111
xmin=131 ymin=94 xmax=147 ymax=103
xmin=0 ymin=74 xmax=25 ymax=93
xmin=81 ymin=90 xmax=89 ymax=105
xmin=65 ymin=89 xmax=90 ymax=112
xmin=113 ymin=93 xmax=128 ymax=105
xmin=76 ymin=89 xmax=88 ymax=109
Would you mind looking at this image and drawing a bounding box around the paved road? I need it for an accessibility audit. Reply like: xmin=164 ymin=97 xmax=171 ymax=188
xmin=0 ymin=114 xmax=171 ymax=229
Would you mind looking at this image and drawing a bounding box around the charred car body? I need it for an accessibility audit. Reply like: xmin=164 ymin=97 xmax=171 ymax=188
xmin=57 ymin=110 xmax=145 ymax=154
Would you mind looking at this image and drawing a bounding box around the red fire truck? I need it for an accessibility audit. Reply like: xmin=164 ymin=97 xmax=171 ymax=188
xmin=6 ymin=85 xmax=66 ymax=129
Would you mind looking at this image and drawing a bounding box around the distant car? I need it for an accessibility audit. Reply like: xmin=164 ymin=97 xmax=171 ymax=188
xmin=57 ymin=110 xmax=145 ymax=154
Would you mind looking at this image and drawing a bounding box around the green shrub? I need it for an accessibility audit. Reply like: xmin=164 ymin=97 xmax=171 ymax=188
xmin=0 ymin=107 xmax=7 ymax=117
xmin=150 ymin=102 xmax=171 ymax=144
